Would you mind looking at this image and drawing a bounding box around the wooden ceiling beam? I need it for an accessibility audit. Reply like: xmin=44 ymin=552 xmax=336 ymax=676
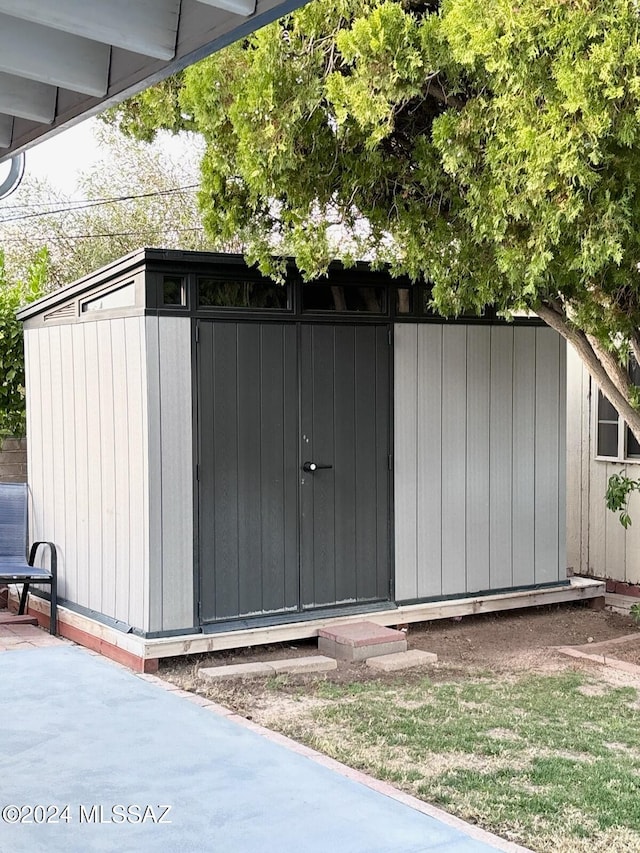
xmin=0 ymin=73 xmax=56 ymax=124
xmin=0 ymin=14 xmax=110 ymax=97
xmin=0 ymin=0 xmax=180 ymax=60
xmin=0 ymin=114 xmax=13 ymax=148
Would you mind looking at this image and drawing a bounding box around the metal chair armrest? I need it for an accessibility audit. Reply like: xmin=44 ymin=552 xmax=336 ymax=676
xmin=26 ymin=542 xmax=58 ymax=636
xmin=28 ymin=541 xmax=57 ymax=579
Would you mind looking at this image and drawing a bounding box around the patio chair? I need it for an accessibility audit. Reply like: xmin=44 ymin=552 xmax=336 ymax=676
xmin=0 ymin=483 xmax=57 ymax=635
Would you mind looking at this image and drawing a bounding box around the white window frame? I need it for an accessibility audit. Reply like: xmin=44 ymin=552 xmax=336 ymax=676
xmin=593 ymin=369 xmax=640 ymax=463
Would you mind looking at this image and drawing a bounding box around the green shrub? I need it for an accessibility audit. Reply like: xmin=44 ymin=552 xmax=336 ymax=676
xmin=0 ymin=247 xmax=49 ymax=437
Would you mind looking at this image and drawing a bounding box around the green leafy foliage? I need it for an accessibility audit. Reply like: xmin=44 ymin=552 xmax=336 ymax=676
xmin=605 ymin=472 xmax=640 ymax=528
xmin=108 ymin=0 xmax=640 ymax=310
xmin=108 ymin=0 xmax=640 ymax=510
xmin=0 ymin=247 xmax=48 ymax=437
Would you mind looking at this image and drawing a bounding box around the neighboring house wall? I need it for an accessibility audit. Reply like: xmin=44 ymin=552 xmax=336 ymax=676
xmin=566 ymin=346 xmax=640 ymax=583
xmin=24 ymin=318 xmax=150 ymax=631
xmin=394 ymin=323 xmax=567 ymax=601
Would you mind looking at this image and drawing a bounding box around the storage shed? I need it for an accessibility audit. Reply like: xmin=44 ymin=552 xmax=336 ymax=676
xmin=17 ymin=249 xmax=601 ymax=671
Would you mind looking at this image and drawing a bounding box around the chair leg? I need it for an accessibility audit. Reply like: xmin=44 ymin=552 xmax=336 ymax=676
xmin=18 ymin=582 xmax=29 ymax=615
xmin=49 ymin=579 xmax=57 ymax=636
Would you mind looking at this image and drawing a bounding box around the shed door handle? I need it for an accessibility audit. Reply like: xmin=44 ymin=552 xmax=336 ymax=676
xmin=303 ymin=461 xmax=333 ymax=472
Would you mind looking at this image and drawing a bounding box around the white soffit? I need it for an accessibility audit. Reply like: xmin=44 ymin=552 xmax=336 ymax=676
xmin=0 ymin=0 xmax=302 ymax=163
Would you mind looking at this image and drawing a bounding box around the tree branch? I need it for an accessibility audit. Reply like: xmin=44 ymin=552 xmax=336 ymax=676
xmin=536 ymin=301 xmax=640 ymax=440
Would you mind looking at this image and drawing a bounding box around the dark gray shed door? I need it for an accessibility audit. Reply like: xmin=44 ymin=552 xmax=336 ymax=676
xmin=197 ymin=321 xmax=390 ymax=623
xmin=299 ymin=324 xmax=390 ymax=608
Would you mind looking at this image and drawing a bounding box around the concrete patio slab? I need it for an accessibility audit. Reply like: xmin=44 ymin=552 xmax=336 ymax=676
xmin=199 ymin=655 xmax=337 ymax=682
xmin=199 ymin=661 xmax=275 ymax=680
xmin=0 ymin=645 xmax=528 ymax=853
xmin=269 ymin=655 xmax=337 ymax=674
xmin=366 ymin=649 xmax=438 ymax=672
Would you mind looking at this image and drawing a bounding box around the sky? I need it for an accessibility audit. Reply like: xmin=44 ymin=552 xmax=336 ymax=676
xmin=0 ymin=117 xmax=201 ymax=200
xmin=24 ymin=120 xmax=102 ymax=194
xmin=0 ymin=119 xmax=101 ymax=199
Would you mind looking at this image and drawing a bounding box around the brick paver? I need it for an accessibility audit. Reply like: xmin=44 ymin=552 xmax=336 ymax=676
xmin=0 ymin=610 xmax=67 ymax=651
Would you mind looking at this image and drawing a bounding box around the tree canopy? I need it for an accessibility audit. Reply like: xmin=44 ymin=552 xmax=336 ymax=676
xmin=107 ymin=0 xmax=640 ymax=445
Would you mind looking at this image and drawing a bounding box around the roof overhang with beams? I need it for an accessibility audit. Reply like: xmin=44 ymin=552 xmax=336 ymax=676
xmin=0 ymin=0 xmax=302 ymax=164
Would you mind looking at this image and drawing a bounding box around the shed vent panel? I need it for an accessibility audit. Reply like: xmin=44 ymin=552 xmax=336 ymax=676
xmin=44 ymin=303 xmax=76 ymax=322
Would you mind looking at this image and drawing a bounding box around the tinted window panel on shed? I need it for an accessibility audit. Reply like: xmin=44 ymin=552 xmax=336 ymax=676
xmin=81 ymin=282 xmax=135 ymax=313
xmin=197 ymin=277 xmax=288 ymax=310
xmin=302 ymin=284 xmax=386 ymax=313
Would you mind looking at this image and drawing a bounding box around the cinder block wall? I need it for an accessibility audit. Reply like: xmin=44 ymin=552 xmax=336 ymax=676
xmin=0 ymin=437 xmax=27 ymax=483
xmin=0 ymin=437 xmax=26 ymax=607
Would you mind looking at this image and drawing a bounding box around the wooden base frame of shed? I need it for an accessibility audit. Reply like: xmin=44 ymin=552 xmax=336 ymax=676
xmin=12 ymin=578 xmax=605 ymax=673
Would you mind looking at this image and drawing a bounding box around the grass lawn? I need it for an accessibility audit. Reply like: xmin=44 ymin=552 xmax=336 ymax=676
xmin=267 ymin=671 xmax=640 ymax=852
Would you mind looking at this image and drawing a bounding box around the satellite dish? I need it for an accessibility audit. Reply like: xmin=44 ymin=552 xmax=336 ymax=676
xmin=0 ymin=154 xmax=25 ymax=200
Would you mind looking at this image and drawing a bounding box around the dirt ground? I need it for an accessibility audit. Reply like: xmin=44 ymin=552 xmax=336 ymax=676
xmin=594 ymin=635 xmax=640 ymax=666
xmin=158 ymin=602 xmax=640 ymax=714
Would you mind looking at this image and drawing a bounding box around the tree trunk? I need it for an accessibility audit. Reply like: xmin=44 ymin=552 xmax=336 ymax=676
xmin=536 ymin=301 xmax=640 ymax=445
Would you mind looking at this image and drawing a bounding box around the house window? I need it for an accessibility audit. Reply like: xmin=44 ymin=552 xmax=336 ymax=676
xmin=595 ymin=357 xmax=640 ymax=460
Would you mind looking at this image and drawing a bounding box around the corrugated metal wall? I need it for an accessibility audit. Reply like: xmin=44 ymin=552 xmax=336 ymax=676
xmin=394 ymin=324 xmax=566 ymax=601
xmin=566 ymin=347 xmax=640 ymax=583
xmin=24 ymin=315 xmax=194 ymax=633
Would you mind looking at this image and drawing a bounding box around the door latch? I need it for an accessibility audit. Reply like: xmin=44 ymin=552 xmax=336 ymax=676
xmin=302 ymin=461 xmax=333 ymax=472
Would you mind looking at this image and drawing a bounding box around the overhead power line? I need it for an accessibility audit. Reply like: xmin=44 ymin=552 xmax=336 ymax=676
xmin=0 ymin=184 xmax=200 ymax=224
xmin=0 ymin=226 xmax=205 ymax=242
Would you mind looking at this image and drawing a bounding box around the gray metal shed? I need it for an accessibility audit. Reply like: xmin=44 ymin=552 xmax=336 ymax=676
xmin=17 ymin=248 xmax=587 ymax=669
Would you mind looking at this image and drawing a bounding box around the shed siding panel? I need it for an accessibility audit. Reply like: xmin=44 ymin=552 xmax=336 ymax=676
xmin=71 ymin=324 xmax=90 ymax=608
xmin=393 ymin=325 xmax=418 ymax=601
xmin=124 ymin=317 xmax=148 ymax=630
xmin=489 ymin=327 xmax=514 ymax=590
xmin=534 ymin=328 xmax=563 ymax=584
xmin=24 ymin=320 xmax=149 ymax=631
xmin=146 ymin=317 xmax=163 ymax=630
xmin=441 ymin=326 xmax=467 ymax=596
xmin=110 ymin=319 xmax=130 ymax=624
xmin=512 ymin=328 xmax=537 ymax=586
xmin=535 ymin=329 xmax=565 ymax=583
xmin=84 ymin=322 xmax=103 ymax=613
xmin=465 ymin=326 xmax=491 ymax=593
xmin=97 ymin=321 xmax=117 ymax=619
xmin=416 ymin=325 xmax=443 ymax=599
xmin=60 ymin=326 xmax=78 ymax=601
xmin=394 ymin=323 xmax=565 ymax=600
xmin=157 ymin=316 xmax=194 ymax=631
